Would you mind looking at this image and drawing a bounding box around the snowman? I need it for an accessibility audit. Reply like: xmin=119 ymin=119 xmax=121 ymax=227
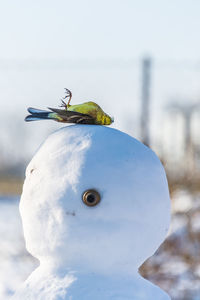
xmin=12 ymin=125 xmax=171 ymax=300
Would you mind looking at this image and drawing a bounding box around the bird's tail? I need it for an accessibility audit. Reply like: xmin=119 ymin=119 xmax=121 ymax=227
xmin=25 ymin=107 xmax=57 ymax=122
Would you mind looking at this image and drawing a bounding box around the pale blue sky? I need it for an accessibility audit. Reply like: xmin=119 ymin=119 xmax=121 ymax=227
xmin=0 ymin=0 xmax=200 ymax=159
xmin=0 ymin=0 xmax=200 ymax=60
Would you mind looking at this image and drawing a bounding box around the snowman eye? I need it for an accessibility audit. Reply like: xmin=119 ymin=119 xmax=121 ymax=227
xmin=82 ymin=189 xmax=101 ymax=207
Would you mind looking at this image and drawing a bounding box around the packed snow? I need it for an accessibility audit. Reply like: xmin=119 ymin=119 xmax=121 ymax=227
xmin=1 ymin=190 xmax=200 ymax=299
xmin=3 ymin=125 xmax=171 ymax=299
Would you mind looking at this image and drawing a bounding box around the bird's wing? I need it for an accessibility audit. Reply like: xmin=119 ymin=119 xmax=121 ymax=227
xmin=48 ymin=107 xmax=95 ymax=124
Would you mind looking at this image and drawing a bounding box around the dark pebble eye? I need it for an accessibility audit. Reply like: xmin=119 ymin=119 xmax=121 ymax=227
xmin=82 ymin=189 xmax=101 ymax=207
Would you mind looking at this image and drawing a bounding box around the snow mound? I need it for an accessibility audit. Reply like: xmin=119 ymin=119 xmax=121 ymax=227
xmin=12 ymin=125 xmax=171 ymax=300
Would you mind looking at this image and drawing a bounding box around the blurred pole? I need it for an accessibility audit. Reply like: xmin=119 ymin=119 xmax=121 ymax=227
xmin=140 ymin=57 xmax=152 ymax=147
xmin=184 ymin=111 xmax=192 ymax=155
xmin=167 ymin=103 xmax=198 ymax=176
xmin=183 ymin=109 xmax=194 ymax=175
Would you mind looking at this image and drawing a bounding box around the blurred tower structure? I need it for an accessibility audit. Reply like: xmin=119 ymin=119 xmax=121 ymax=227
xmin=140 ymin=57 xmax=152 ymax=147
xmin=167 ymin=102 xmax=200 ymax=176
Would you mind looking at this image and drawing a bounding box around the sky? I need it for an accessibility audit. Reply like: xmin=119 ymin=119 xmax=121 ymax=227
xmin=0 ymin=0 xmax=200 ymax=60
xmin=0 ymin=0 xmax=200 ymax=161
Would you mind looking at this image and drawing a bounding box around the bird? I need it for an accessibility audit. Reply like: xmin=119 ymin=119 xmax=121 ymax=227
xmin=25 ymin=88 xmax=114 ymax=125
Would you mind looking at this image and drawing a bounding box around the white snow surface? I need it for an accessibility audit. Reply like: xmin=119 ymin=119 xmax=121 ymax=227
xmin=0 ymin=197 xmax=37 ymax=299
xmin=12 ymin=125 xmax=171 ymax=300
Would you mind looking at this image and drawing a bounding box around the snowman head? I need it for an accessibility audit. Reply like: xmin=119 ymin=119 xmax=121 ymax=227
xmin=20 ymin=125 xmax=170 ymax=275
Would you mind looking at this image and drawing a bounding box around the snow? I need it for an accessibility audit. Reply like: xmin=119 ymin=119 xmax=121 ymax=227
xmin=141 ymin=190 xmax=200 ymax=300
xmin=172 ymin=189 xmax=193 ymax=213
xmin=161 ymin=257 xmax=189 ymax=275
xmin=0 ymin=197 xmax=37 ymax=300
xmin=191 ymin=212 xmax=200 ymax=232
xmin=169 ymin=214 xmax=188 ymax=236
xmin=12 ymin=125 xmax=171 ymax=299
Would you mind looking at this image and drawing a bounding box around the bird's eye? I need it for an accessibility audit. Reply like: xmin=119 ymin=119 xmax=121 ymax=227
xmin=82 ymin=189 xmax=101 ymax=207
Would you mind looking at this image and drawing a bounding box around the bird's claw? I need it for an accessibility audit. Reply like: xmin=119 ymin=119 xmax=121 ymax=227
xmin=59 ymin=99 xmax=68 ymax=109
xmin=59 ymin=88 xmax=72 ymax=108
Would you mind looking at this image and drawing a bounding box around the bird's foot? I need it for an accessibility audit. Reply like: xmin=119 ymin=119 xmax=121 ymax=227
xmin=59 ymin=88 xmax=72 ymax=109
xmin=60 ymin=99 xmax=68 ymax=109
xmin=60 ymin=88 xmax=72 ymax=109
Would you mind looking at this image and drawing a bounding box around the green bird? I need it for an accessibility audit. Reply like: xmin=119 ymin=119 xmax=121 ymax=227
xmin=25 ymin=89 xmax=114 ymax=125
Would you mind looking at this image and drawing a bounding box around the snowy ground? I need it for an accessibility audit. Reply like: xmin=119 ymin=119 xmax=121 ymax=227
xmin=140 ymin=189 xmax=200 ymax=300
xmin=0 ymin=196 xmax=38 ymax=299
xmin=0 ymin=191 xmax=200 ymax=299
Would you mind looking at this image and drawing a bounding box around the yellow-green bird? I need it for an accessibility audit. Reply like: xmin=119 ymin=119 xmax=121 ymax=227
xmin=25 ymin=88 xmax=114 ymax=125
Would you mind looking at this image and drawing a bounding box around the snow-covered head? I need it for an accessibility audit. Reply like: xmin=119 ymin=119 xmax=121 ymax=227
xmin=20 ymin=125 xmax=170 ymax=275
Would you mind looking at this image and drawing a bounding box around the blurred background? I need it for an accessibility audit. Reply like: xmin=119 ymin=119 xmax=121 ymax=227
xmin=0 ymin=1 xmax=200 ymax=299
